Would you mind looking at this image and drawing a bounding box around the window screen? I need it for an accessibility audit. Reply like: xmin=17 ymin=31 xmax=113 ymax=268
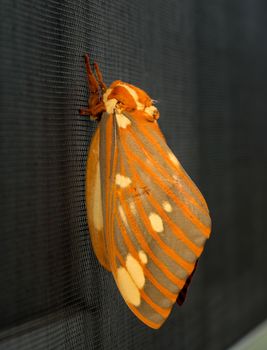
xmin=1 ymin=0 xmax=267 ymax=349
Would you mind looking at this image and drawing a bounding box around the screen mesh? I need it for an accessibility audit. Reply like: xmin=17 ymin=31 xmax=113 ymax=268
xmin=1 ymin=0 xmax=267 ymax=349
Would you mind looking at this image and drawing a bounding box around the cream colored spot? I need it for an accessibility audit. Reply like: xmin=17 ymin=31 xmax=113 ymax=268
xmin=103 ymin=88 xmax=117 ymax=114
xmin=105 ymin=98 xmax=117 ymax=114
xmin=117 ymin=267 xmax=141 ymax=306
xmin=144 ymin=105 xmax=158 ymax=116
xmin=168 ymin=151 xmax=180 ymax=167
xmin=119 ymin=84 xmax=144 ymax=110
xmin=93 ymin=162 xmax=103 ymax=230
xmin=116 ymin=113 xmax=131 ymax=129
xmin=149 ymin=213 xmax=164 ymax=232
xmin=162 ymin=201 xmax=172 ymax=213
xmin=129 ymin=201 xmax=137 ymax=215
xmin=115 ymin=174 xmax=132 ymax=188
xmin=138 ymin=250 xmax=148 ymax=264
xmin=126 ymin=254 xmax=145 ymax=289
xmin=118 ymin=205 xmax=128 ymax=226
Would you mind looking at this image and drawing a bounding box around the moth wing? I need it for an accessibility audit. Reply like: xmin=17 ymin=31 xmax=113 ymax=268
xmin=86 ymin=126 xmax=110 ymax=271
xmin=105 ymin=110 xmax=211 ymax=329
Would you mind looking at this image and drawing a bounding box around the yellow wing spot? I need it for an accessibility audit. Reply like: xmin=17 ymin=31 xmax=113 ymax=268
xmin=118 ymin=205 xmax=128 ymax=226
xmin=126 ymin=254 xmax=145 ymax=289
xmin=116 ymin=113 xmax=131 ymax=128
xmin=138 ymin=250 xmax=148 ymax=265
xmin=149 ymin=212 xmax=164 ymax=233
xmin=162 ymin=201 xmax=172 ymax=213
xmin=168 ymin=151 xmax=180 ymax=167
xmin=93 ymin=162 xmax=103 ymax=230
xmin=115 ymin=174 xmax=132 ymax=188
xmin=117 ymin=267 xmax=141 ymax=306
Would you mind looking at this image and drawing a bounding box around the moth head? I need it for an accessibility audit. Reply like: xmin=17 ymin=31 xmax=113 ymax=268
xmin=103 ymin=80 xmax=159 ymax=121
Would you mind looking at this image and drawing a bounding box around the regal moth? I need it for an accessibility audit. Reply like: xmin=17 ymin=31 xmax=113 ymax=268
xmin=80 ymin=54 xmax=211 ymax=329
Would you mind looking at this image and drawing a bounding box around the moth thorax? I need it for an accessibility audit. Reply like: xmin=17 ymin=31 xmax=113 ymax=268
xmin=103 ymin=80 xmax=154 ymax=113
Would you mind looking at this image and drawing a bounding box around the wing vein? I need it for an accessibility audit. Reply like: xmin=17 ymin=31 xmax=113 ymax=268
xmin=118 ymin=193 xmax=185 ymax=288
xmin=122 ymin=137 xmax=210 ymax=238
xmin=135 ymin=120 xmax=209 ymax=212
xmin=119 ymin=152 xmax=195 ymax=275
xmin=115 ymin=212 xmax=177 ymax=302
xmin=128 ymin=127 xmax=209 ymax=216
xmin=116 ymin=249 xmax=172 ymax=318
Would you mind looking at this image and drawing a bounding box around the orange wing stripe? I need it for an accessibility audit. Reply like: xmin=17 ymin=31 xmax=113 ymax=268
xmin=137 ymin=121 xmax=209 ymax=212
xmin=141 ymin=265 xmax=177 ymax=302
xmin=133 ymin=171 xmax=203 ymax=257
xmin=133 ymin=191 xmax=195 ymax=274
xmin=116 ymin=213 xmax=177 ymax=302
xmin=128 ymin=304 xmax=162 ymax=329
xmin=116 ymin=250 xmax=171 ymax=319
xmin=123 ymin=140 xmax=210 ymax=238
xmin=128 ymin=128 xmax=208 ymax=216
xmin=105 ymin=115 xmax=122 ymax=274
xmin=119 ymin=195 xmax=185 ymax=289
xmin=119 ymin=152 xmax=196 ymax=273
xmin=104 ymin=115 xmax=113 ymax=258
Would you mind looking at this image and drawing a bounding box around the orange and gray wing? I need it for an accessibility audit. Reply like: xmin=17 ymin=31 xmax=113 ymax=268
xmin=90 ymin=110 xmax=211 ymax=329
xmin=110 ymin=111 xmax=210 ymax=328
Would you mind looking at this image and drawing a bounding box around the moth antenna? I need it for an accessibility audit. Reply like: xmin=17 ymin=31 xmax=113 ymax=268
xmin=94 ymin=62 xmax=107 ymax=92
xmin=84 ymin=54 xmax=99 ymax=94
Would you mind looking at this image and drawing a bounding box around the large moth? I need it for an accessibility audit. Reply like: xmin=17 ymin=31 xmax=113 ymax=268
xmin=80 ymin=55 xmax=211 ymax=329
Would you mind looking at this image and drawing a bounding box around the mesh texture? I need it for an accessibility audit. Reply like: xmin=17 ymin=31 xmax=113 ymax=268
xmin=1 ymin=0 xmax=267 ymax=349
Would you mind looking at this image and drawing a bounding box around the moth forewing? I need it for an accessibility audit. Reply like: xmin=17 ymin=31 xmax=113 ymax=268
xmin=107 ymin=112 xmax=211 ymax=328
xmin=86 ymin=127 xmax=110 ymax=271
xmin=80 ymin=54 xmax=212 ymax=329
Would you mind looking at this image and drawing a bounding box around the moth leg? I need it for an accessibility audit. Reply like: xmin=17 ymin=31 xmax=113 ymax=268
xmin=80 ymin=103 xmax=106 ymax=121
xmin=79 ymin=54 xmax=106 ymax=120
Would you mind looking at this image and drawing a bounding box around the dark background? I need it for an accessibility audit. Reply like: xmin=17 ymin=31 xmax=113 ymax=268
xmin=1 ymin=0 xmax=267 ymax=349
